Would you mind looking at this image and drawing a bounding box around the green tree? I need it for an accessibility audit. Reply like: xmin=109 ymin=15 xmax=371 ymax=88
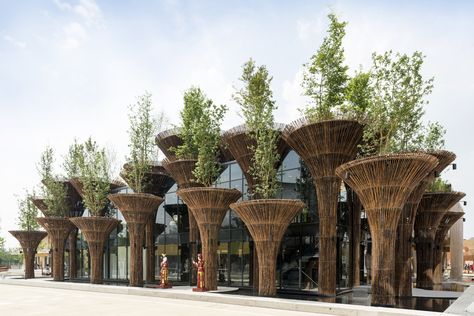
xmin=234 ymin=59 xmax=280 ymax=199
xmin=410 ymin=121 xmax=446 ymax=151
xmin=174 ymin=87 xmax=205 ymax=159
xmin=186 ymin=88 xmax=227 ymax=186
xmin=16 ymin=189 xmax=40 ymax=231
xmin=63 ymin=139 xmax=84 ymax=179
xmin=37 ymin=147 xmax=69 ymax=217
xmin=78 ymin=138 xmax=111 ymax=216
xmin=126 ymin=92 xmax=157 ymax=193
xmin=362 ymin=51 xmax=434 ymax=155
xmin=427 ymin=177 xmax=452 ymax=192
xmin=340 ymin=70 xmax=372 ymax=122
xmin=301 ymin=13 xmax=349 ymax=121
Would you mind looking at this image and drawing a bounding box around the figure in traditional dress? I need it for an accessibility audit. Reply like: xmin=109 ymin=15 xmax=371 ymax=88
xmin=159 ymin=254 xmax=172 ymax=288
xmin=192 ymin=253 xmax=207 ymax=291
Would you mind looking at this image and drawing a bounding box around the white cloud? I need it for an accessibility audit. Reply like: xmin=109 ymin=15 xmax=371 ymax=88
xmin=62 ymin=22 xmax=87 ymax=49
xmin=3 ymin=34 xmax=26 ymax=49
xmin=54 ymin=0 xmax=103 ymax=26
xmin=279 ymin=67 xmax=306 ymax=123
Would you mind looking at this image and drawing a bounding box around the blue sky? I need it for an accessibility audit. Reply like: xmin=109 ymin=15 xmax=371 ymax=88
xmin=1 ymin=0 xmax=473 ymax=247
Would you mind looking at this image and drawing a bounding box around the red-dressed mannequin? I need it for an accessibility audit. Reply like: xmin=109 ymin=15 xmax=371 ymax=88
xmin=158 ymin=254 xmax=172 ymax=288
xmin=192 ymin=253 xmax=208 ymax=292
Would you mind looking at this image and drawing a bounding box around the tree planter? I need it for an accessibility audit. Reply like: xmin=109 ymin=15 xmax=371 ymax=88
xmin=432 ymin=211 xmax=464 ymax=289
xmin=145 ymin=222 xmax=166 ymax=283
xmin=222 ymin=124 xmax=289 ymax=196
xmin=414 ymin=192 xmax=465 ymax=290
xmin=36 ymin=217 xmax=75 ymax=281
xmin=230 ymin=199 xmax=305 ymax=296
xmin=8 ymin=230 xmax=48 ymax=279
xmin=177 ymin=188 xmax=241 ymax=290
xmin=155 ymin=128 xmax=182 ymax=161
xmin=335 ymin=153 xmax=438 ymax=306
xmin=69 ymin=217 xmax=120 ymax=284
xmin=108 ymin=193 xmax=163 ymax=287
xmin=283 ymin=118 xmax=363 ymax=296
xmin=395 ymin=150 xmax=455 ymax=297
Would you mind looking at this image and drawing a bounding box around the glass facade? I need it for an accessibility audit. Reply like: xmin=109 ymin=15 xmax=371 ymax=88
xmin=71 ymin=150 xmax=359 ymax=291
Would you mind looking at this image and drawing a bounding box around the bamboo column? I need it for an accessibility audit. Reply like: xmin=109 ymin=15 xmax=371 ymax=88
xmin=433 ymin=211 xmax=464 ymax=289
xmin=178 ymin=188 xmax=241 ymax=290
xmin=283 ymin=119 xmax=363 ymax=296
xmin=69 ymin=217 xmax=120 ymax=284
xmin=36 ymin=217 xmax=75 ymax=281
xmin=336 ymin=153 xmax=438 ymax=306
xmin=230 ymin=199 xmax=305 ymax=296
xmin=108 ymin=193 xmax=163 ymax=287
xmin=9 ymin=230 xmax=48 ymax=279
xmin=395 ymin=150 xmax=455 ymax=297
xmin=346 ymin=185 xmax=361 ymax=287
xmin=414 ymin=192 xmax=465 ymax=289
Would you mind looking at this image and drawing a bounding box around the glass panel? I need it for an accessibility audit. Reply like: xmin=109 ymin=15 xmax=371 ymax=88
xmin=230 ymin=163 xmax=243 ymax=180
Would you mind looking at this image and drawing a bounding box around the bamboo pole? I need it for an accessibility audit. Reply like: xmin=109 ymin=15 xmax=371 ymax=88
xmin=9 ymin=231 xmax=48 ymax=279
xmin=336 ymin=153 xmax=438 ymax=306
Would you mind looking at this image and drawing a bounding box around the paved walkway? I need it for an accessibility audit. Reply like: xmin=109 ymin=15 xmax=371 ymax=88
xmin=0 ymin=284 xmax=333 ymax=316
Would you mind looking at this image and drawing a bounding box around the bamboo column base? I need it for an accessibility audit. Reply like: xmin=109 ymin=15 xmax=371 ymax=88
xmin=9 ymin=230 xmax=48 ymax=279
xmin=36 ymin=217 xmax=75 ymax=281
xmin=68 ymin=228 xmax=78 ymax=279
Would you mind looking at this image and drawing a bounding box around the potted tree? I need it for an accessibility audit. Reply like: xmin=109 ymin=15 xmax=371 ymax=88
xmin=35 ymin=146 xmax=75 ymax=281
xmin=335 ymin=51 xmax=439 ymax=306
xmin=68 ymin=138 xmax=120 ymax=284
xmin=9 ymin=190 xmax=48 ymax=279
xmin=414 ymin=178 xmax=465 ymax=290
xmin=282 ymin=14 xmax=363 ymax=296
xmin=108 ymin=93 xmax=164 ymax=287
xmin=175 ymin=87 xmax=241 ymax=291
xmin=229 ymin=59 xmax=305 ymax=296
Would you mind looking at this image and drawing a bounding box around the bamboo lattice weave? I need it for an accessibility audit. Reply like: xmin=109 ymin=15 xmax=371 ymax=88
xmin=36 ymin=217 xmax=75 ymax=281
xmin=162 ymin=159 xmax=203 ymax=189
xmin=230 ymin=199 xmax=305 ymax=296
xmin=222 ymin=124 xmax=289 ymax=195
xmin=121 ymin=163 xmax=175 ymax=197
xmin=415 ymin=192 xmax=465 ymax=289
xmin=31 ymin=198 xmax=51 ymax=217
xmin=108 ymin=193 xmax=164 ymax=287
xmin=335 ymin=153 xmax=438 ymax=306
xmin=177 ymin=188 xmax=241 ymax=290
xmin=69 ymin=178 xmax=124 ymax=200
xmin=432 ymin=211 xmax=464 ymax=287
xmin=155 ymin=128 xmax=182 ymax=161
xmin=395 ymin=150 xmax=454 ymax=296
xmin=69 ymin=217 xmax=119 ymax=284
xmin=9 ymin=230 xmax=48 ymax=279
xmin=282 ymin=118 xmax=363 ymax=296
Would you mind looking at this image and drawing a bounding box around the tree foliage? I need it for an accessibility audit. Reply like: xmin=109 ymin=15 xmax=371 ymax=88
xmin=174 ymin=88 xmax=205 ymax=159
xmin=126 ymin=92 xmax=156 ymax=193
xmin=410 ymin=121 xmax=446 ymax=151
xmin=16 ymin=189 xmax=40 ymax=231
xmin=301 ymin=13 xmax=349 ymax=121
xmin=181 ymin=87 xmax=227 ymax=187
xmin=37 ymin=147 xmax=69 ymax=217
xmin=340 ymin=70 xmax=372 ymax=122
xmin=77 ymin=138 xmax=111 ymax=216
xmin=234 ymin=59 xmax=280 ymax=199
xmin=63 ymin=139 xmax=83 ymax=179
xmin=361 ymin=51 xmax=434 ymax=155
xmin=427 ymin=177 xmax=452 ymax=192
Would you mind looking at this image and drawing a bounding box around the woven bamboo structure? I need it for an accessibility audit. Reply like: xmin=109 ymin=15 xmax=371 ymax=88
xmin=433 ymin=211 xmax=464 ymax=288
xmin=155 ymin=128 xmax=182 ymax=161
xmin=283 ymin=118 xmax=363 ymax=296
xmin=145 ymin=217 xmax=166 ymax=283
xmin=414 ymin=191 xmax=465 ymax=290
xmin=346 ymin=185 xmax=362 ymax=287
xmin=222 ymin=124 xmax=289 ymax=196
xmin=36 ymin=217 xmax=75 ymax=281
xmin=335 ymin=153 xmax=438 ymax=306
xmin=31 ymin=198 xmax=50 ymax=217
xmin=230 ymin=199 xmax=305 ymax=296
xmin=108 ymin=193 xmax=163 ymax=287
xmin=8 ymin=230 xmax=48 ymax=279
xmin=395 ymin=150 xmax=455 ymax=297
xmin=177 ymin=188 xmax=241 ymax=290
xmin=70 ymin=178 xmax=124 ymax=201
xmin=120 ymin=163 xmax=174 ymax=196
xmin=69 ymin=217 xmax=119 ymax=284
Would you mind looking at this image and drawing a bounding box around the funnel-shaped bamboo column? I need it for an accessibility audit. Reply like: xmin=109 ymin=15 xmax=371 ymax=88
xmin=9 ymin=230 xmax=48 ymax=279
xmin=433 ymin=211 xmax=464 ymax=289
xmin=283 ymin=119 xmax=363 ymax=296
xmin=230 ymin=199 xmax=305 ymax=296
xmin=414 ymin=192 xmax=465 ymax=289
xmin=36 ymin=217 xmax=75 ymax=281
xmin=121 ymin=163 xmax=174 ymax=283
xmin=222 ymin=124 xmax=290 ymax=197
xmin=336 ymin=153 xmax=438 ymax=306
xmin=177 ymin=188 xmax=241 ymax=290
xmin=108 ymin=193 xmax=163 ymax=287
xmin=395 ymin=150 xmax=455 ymax=297
xmin=69 ymin=217 xmax=119 ymax=284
